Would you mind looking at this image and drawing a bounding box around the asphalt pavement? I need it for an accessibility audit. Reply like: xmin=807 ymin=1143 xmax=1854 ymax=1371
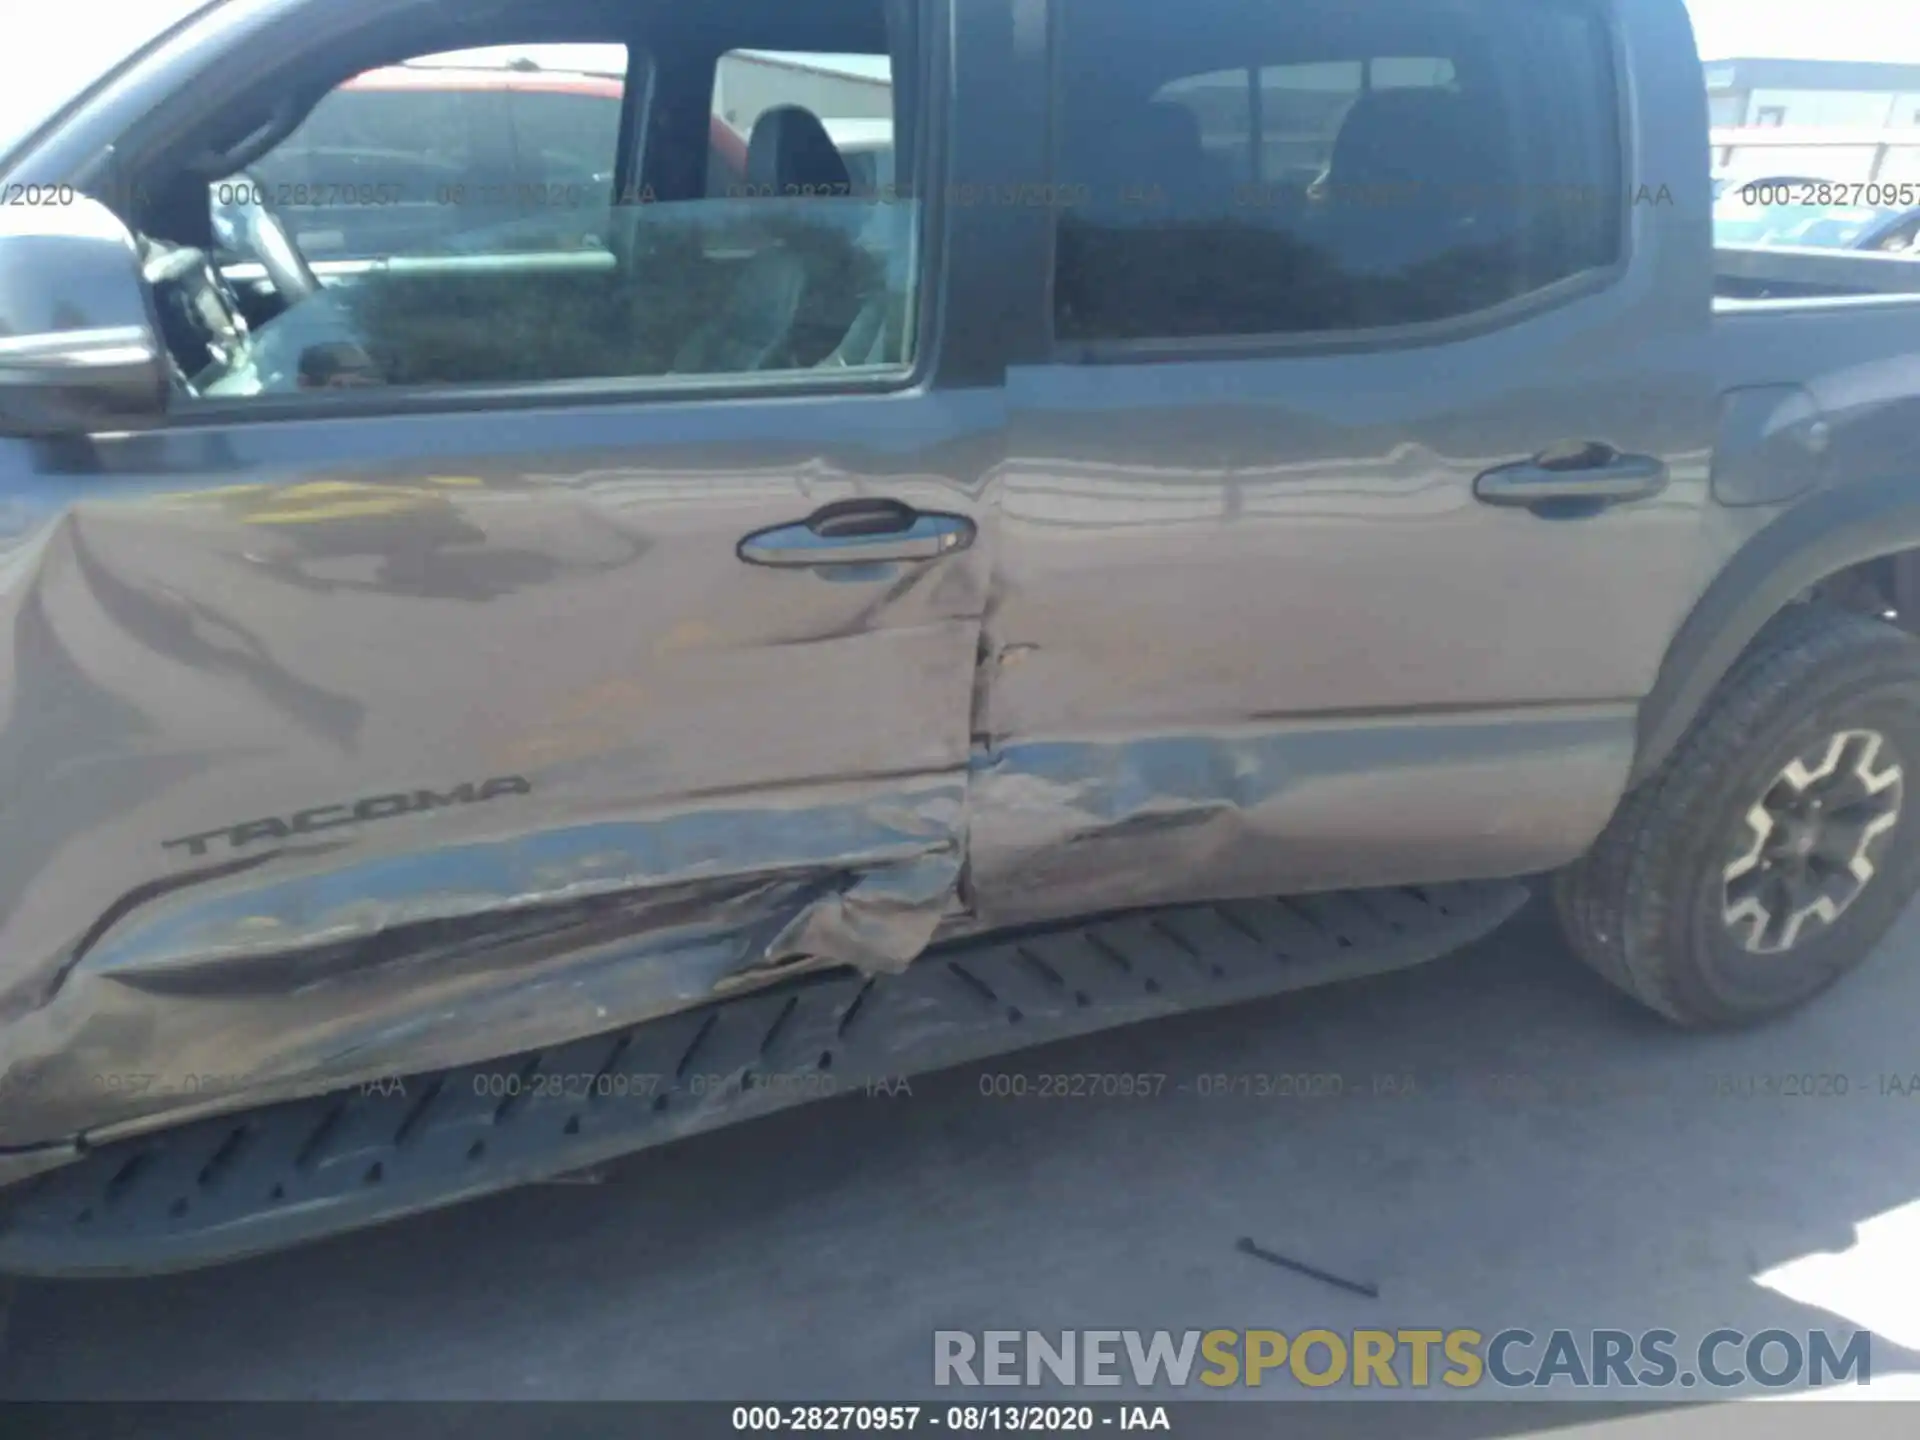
xmin=5 ymin=895 xmax=1920 ymax=1425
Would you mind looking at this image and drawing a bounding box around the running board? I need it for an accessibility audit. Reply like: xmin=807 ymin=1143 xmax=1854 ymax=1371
xmin=0 ymin=880 xmax=1526 ymax=1276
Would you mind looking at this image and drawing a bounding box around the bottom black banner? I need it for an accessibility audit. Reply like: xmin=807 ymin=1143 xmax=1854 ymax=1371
xmin=1 ymin=1401 xmax=1912 ymax=1440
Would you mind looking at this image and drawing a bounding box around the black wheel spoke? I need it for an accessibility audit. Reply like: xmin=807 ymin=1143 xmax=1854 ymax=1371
xmin=1765 ymin=874 xmax=1801 ymax=943
xmin=1802 ymin=852 xmax=1842 ymax=882
xmin=1812 ymin=769 xmax=1874 ymax=816
xmin=1725 ymin=868 xmax=1769 ymax=908
xmin=1810 ymin=818 xmax=1872 ymax=867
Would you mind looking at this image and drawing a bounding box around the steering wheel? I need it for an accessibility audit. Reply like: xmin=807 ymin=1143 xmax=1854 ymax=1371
xmin=212 ymin=173 xmax=321 ymax=305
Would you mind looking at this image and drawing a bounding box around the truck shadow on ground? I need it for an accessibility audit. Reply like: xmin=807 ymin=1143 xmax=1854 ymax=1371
xmin=6 ymin=897 xmax=1920 ymax=1430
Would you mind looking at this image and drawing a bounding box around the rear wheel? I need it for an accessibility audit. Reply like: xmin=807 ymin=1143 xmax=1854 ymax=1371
xmin=1555 ymin=604 xmax=1920 ymax=1026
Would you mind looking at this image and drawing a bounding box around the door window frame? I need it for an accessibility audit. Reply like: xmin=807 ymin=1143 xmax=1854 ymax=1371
xmin=59 ymin=0 xmax=950 ymax=428
xmin=1040 ymin=0 xmax=1640 ymax=367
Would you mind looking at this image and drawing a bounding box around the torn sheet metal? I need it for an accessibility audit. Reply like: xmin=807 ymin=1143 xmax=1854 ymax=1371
xmin=0 ymin=432 xmax=991 ymax=1152
xmin=962 ymin=712 xmax=1636 ymax=933
xmin=4 ymin=782 xmax=963 ymax=1149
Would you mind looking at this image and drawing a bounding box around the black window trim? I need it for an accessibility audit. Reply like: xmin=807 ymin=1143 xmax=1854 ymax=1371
xmin=1040 ymin=0 xmax=1638 ymax=366
xmin=71 ymin=0 xmax=948 ymax=431
xmin=623 ymin=49 xmax=658 ymax=197
xmin=166 ymin=349 xmax=935 ymax=428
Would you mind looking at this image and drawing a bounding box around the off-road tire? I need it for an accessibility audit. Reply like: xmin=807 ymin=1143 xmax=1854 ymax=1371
xmin=1555 ymin=603 xmax=1920 ymax=1027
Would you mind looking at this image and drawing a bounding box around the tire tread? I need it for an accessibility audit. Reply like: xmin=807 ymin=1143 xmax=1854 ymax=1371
xmin=1555 ymin=603 xmax=1920 ymax=1026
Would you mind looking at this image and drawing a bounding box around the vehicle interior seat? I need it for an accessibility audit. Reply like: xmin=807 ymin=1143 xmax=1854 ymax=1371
xmin=1136 ymin=101 xmax=1220 ymax=220
xmin=1052 ymin=86 xmax=1252 ymax=338
xmin=670 ymin=104 xmax=864 ymax=374
xmin=1313 ymin=87 xmax=1520 ymax=276
xmin=820 ymin=279 xmax=890 ymax=366
xmin=817 ymin=174 xmax=921 ymax=368
xmin=1062 ymin=94 xmax=1214 ymax=225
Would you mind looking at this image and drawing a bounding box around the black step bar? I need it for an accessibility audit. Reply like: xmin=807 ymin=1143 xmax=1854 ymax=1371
xmin=0 ymin=880 xmax=1526 ymax=1277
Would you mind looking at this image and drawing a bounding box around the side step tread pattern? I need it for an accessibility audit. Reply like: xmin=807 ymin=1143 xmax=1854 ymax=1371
xmin=0 ymin=880 xmax=1525 ymax=1276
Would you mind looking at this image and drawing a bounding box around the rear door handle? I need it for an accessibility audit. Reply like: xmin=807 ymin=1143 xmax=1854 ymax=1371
xmin=738 ymin=498 xmax=977 ymax=567
xmin=1474 ymin=443 xmax=1668 ymax=511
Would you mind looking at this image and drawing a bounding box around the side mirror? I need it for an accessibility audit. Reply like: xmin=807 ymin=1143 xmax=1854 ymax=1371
xmin=0 ymin=194 xmax=168 ymax=437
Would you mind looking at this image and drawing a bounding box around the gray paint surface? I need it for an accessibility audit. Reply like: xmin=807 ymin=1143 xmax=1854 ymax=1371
xmin=0 ymin=395 xmax=1000 ymax=1147
xmin=1 ymin=0 xmax=1920 ymax=1192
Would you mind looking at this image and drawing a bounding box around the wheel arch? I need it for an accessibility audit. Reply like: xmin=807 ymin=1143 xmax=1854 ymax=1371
xmin=1635 ymin=474 xmax=1920 ymax=785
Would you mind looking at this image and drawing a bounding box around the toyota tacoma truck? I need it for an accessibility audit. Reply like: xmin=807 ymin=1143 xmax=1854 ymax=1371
xmin=2 ymin=0 xmax=1920 ymax=1275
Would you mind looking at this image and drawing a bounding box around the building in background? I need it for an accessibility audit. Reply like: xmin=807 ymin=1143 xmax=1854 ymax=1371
xmin=708 ymin=50 xmax=896 ymax=195
xmin=713 ymin=50 xmax=893 ymax=135
xmin=1705 ymin=59 xmax=1920 ymax=129
xmin=1707 ymin=59 xmax=1920 ymax=182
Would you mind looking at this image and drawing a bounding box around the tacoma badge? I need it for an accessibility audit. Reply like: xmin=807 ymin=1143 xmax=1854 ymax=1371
xmin=162 ymin=776 xmax=533 ymax=858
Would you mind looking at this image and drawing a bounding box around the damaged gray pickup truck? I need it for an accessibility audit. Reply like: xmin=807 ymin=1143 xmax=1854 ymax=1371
xmin=4 ymin=0 xmax=1920 ymax=1275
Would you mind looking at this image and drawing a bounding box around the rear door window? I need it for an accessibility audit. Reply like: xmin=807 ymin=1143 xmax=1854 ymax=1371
xmin=1051 ymin=0 xmax=1623 ymax=344
xmin=1156 ymin=57 xmax=1457 ymax=191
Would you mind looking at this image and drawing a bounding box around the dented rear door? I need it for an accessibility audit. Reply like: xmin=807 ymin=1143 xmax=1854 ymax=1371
xmin=972 ymin=0 xmax=1715 ymax=930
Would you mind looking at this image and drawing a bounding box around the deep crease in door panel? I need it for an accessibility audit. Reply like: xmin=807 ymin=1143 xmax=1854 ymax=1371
xmin=0 ymin=438 xmax=990 ymax=1152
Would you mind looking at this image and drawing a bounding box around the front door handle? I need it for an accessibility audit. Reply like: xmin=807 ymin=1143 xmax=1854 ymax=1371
xmin=738 ymin=498 xmax=977 ymax=567
xmin=1474 ymin=443 xmax=1668 ymax=511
